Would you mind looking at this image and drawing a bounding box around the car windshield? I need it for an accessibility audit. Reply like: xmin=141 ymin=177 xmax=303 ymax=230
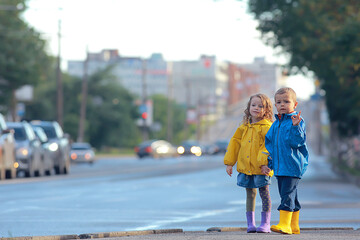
xmin=11 ymin=127 xmax=27 ymax=141
xmin=72 ymin=144 xmax=91 ymax=150
xmin=34 ymin=127 xmax=48 ymax=143
xmin=182 ymin=141 xmax=199 ymax=147
xmin=37 ymin=126 xmax=57 ymax=139
xmin=139 ymin=140 xmax=157 ymax=147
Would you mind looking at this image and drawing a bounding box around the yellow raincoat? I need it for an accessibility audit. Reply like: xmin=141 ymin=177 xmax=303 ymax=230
xmin=224 ymin=119 xmax=272 ymax=175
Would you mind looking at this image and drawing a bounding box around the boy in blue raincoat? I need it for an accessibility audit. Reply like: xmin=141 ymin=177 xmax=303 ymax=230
xmin=262 ymin=87 xmax=309 ymax=235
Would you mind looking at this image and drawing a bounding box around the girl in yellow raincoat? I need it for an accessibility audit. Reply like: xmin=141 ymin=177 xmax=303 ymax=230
xmin=224 ymin=93 xmax=273 ymax=233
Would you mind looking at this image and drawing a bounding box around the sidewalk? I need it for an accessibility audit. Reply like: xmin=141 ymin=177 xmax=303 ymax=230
xmin=3 ymin=227 xmax=359 ymax=240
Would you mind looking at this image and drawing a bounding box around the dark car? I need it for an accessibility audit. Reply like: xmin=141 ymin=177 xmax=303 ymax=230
xmin=201 ymin=143 xmax=218 ymax=155
xmin=177 ymin=140 xmax=202 ymax=157
xmin=134 ymin=139 xmax=178 ymax=159
xmin=30 ymin=121 xmax=70 ymax=174
xmin=213 ymin=139 xmax=230 ymax=154
xmin=70 ymin=142 xmax=95 ymax=164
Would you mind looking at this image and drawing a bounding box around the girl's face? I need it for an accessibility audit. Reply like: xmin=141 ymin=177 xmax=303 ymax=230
xmin=275 ymin=93 xmax=298 ymax=114
xmin=249 ymin=96 xmax=264 ymax=123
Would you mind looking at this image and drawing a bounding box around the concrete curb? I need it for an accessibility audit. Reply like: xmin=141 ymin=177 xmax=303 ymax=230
xmin=1 ymin=229 xmax=183 ymax=240
xmin=206 ymin=227 xmax=356 ymax=232
xmin=0 ymin=235 xmax=79 ymax=240
xmin=2 ymin=227 xmax=359 ymax=240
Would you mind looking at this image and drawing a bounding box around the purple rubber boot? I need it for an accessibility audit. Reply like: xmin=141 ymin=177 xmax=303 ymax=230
xmin=246 ymin=212 xmax=256 ymax=233
xmin=256 ymin=211 xmax=271 ymax=233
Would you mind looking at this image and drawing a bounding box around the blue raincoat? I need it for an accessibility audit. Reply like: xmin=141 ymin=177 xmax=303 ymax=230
xmin=265 ymin=112 xmax=309 ymax=178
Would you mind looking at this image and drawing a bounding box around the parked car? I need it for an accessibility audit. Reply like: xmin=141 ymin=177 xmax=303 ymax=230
xmin=30 ymin=121 xmax=70 ymax=174
xmin=70 ymin=142 xmax=95 ymax=164
xmin=134 ymin=139 xmax=178 ymax=159
xmin=177 ymin=140 xmax=202 ymax=157
xmin=6 ymin=121 xmax=43 ymax=177
xmin=0 ymin=113 xmax=17 ymax=179
xmin=32 ymin=126 xmax=55 ymax=175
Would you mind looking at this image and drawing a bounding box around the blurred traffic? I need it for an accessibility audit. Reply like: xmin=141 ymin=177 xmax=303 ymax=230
xmin=177 ymin=140 xmax=203 ymax=157
xmin=134 ymin=139 xmax=229 ymax=159
xmin=0 ymin=116 xmax=75 ymax=179
xmin=134 ymin=139 xmax=178 ymax=159
xmin=0 ymin=115 xmax=228 ymax=180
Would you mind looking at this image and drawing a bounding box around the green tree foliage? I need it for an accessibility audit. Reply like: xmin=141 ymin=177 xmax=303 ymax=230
xmin=149 ymin=94 xmax=187 ymax=145
xmin=247 ymin=0 xmax=360 ymax=136
xmin=0 ymin=0 xmax=49 ymax=117
xmin=25 ymin=65 xmax=142 ymax=149
xmin=85 ymin=66 xmax=141 ymax=148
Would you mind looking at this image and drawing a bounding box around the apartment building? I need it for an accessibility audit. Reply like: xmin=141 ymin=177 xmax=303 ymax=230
xmin=67 ymin=51 xmax=280 ymax=123
xmin=67 ymin=50 xmax=168 ymax=99
xmin=238 ymin=57 xmax=282 ymax=100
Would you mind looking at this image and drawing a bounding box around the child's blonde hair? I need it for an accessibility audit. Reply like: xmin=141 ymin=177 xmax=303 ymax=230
xmin=243 ymin=93 xmax=273 ymax=124
xmin=275 ymin=87 xmax=297 ymax=102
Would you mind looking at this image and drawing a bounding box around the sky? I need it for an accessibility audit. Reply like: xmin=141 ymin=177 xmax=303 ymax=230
xmin=23 ymin=0 xmax=314 ymax=99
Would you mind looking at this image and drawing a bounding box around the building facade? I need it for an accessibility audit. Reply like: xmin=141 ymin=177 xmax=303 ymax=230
xmin=67 ymin=50 xmax=168 ymax=100
xmin=67 ymin=51 xmax=280 ymax=128
xmin=238 ymin=57 xmax=281 ymax=100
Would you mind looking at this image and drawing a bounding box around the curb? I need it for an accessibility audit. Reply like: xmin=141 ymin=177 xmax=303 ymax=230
xmin=1 ymin=229 xmax=183 ymax=240
xmin=206 ymin=227 xmax=356 ymax=232
xmin=2 ymin=227 xmax=359 ymax=240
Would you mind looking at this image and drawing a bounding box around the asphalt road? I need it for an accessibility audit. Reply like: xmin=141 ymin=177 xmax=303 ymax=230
xmin=0 ymin=152 xmax=359 ymax=238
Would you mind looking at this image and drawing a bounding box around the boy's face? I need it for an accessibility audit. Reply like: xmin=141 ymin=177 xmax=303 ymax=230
xmin=275 ymin=93 xmax=298 ymax=114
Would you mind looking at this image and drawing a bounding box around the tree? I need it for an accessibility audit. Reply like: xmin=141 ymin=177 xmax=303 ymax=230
xmin=149 ymin=94 xmax=187 ymax=145
xmin=25 ymin=65 xmax=142 ymax=149
xmin=247 ymin=0 xmax=360 ymax=137
xmin=0 ymin=0 xmax=49 ymax=119
xmin=85 ymin=66 xmax=141 ymax=148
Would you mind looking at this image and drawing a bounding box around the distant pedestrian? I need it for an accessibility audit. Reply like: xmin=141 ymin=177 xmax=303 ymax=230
xmin=262 ymin=87 xmax=309 ymax=235
xmin=224 ymin=93 xmax=274 ymax=233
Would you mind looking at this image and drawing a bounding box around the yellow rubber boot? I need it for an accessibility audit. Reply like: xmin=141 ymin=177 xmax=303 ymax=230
xmin=291 ymin=211 xmax=300 ymax=234
xmin=270 ymin=210 xmax=293 ymax=234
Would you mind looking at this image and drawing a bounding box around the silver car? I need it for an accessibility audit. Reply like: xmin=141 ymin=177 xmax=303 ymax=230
xmin=70 ymin=142 xmax=95 ymax=164
xmin=30 ymin=121 xmax=70 ymax=174
xmin=32 ymin=126 xmax=55 ymax=175
xmin=0 ymin=114 xmax=17 ymax=179
xmin=6 ymin=121 xmax=43 ymax=177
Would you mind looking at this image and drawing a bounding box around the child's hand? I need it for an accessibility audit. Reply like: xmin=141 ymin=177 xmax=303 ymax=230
xmin=292 ymin=111 xmax=302 ymax=126
xmin=261 ymin=165 xmax=271 ymax=176
xmin=226 ymin=165 xmax=233 ymax=177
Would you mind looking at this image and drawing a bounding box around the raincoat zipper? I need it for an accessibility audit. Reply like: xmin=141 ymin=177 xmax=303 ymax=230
xmin=276 ymin=117 xmax=282 ymax=176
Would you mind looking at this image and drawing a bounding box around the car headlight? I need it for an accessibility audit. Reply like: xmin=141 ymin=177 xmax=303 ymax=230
xmin=17 ymin=147 xmax=29 ymax=157
xmin=156 ymin=146 xmax=169 ymax=154
xmin=85 ymin=153 xmax=93 ymax=160
xmin=49 ymin=142 xmax=59 ymax=151
xmin=70 ymin=153 xmax=77 ymax=160
xmin=190 ymin=146 xmax=202 ymax=156
xmin=13 ymin=162 xmax=19 ymax=169
xmin=177 ymin=146 xmax=185 ymax=154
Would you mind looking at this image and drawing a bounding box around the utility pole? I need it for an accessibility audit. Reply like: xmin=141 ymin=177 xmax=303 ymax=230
xmin=314 ymin=79 xmax=322 ymax=155
xmin=141 ymin=59 xmax=149 ymax=141
xmin=56 ymin=19 xmax=63 ymax=127
xmin=77 ymin=48 xmax=89 ymax=142
xmin=167 ymin=62 xmax=173 ymax=142
xmin=184 ymin=79 xmax=191 ymax=139
xmin=196 ymin=92 xmax=202 ymax=142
